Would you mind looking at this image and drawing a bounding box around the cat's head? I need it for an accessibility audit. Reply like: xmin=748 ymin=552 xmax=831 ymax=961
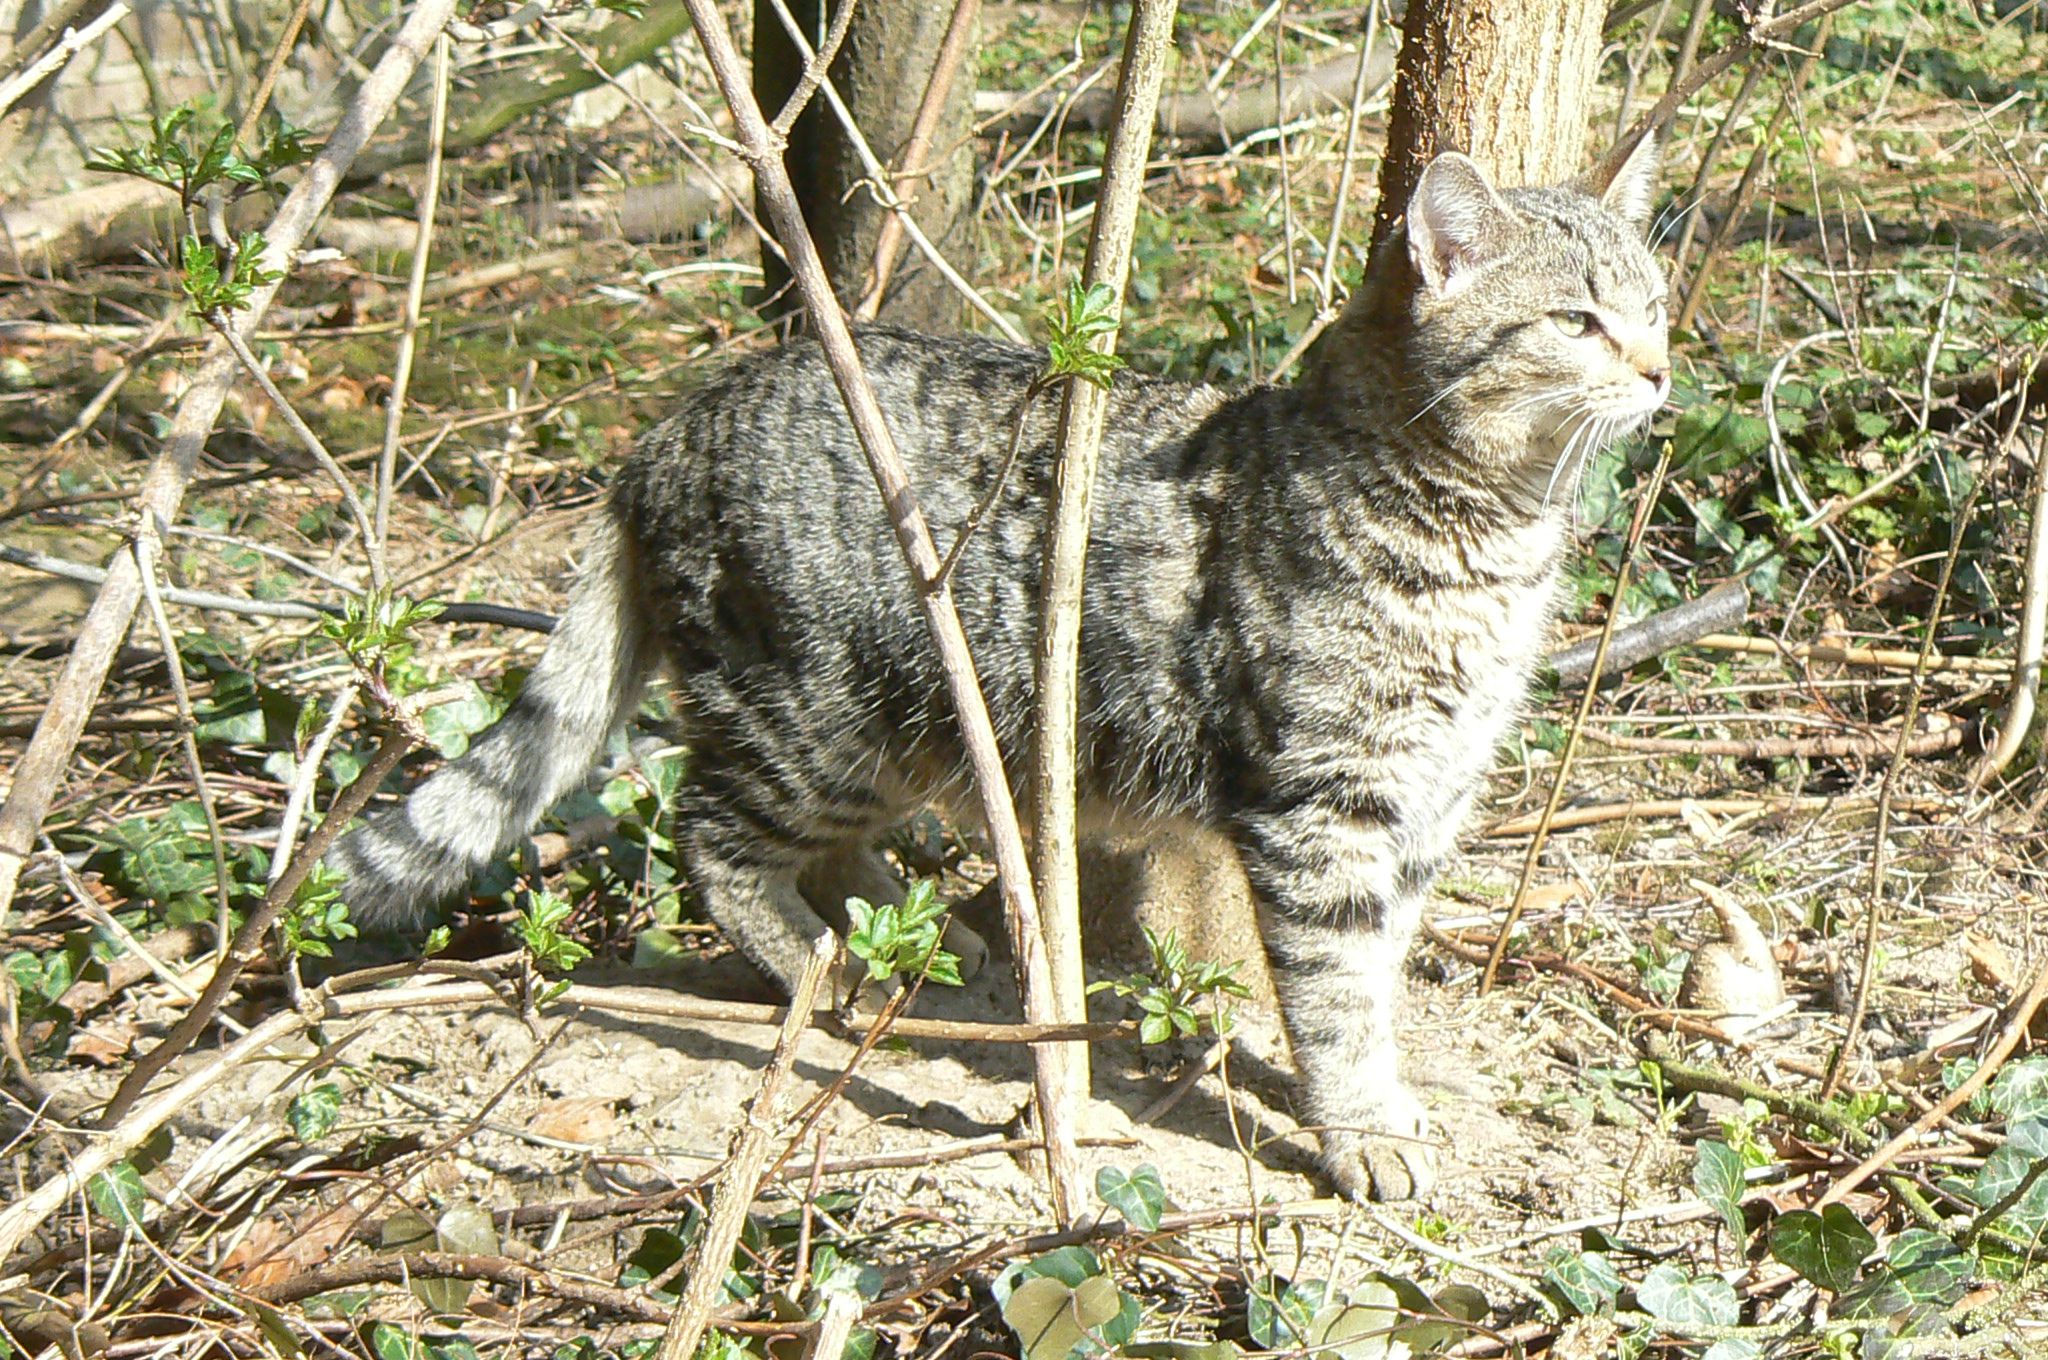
xmin=1390 ymin=139 xmax=1670 ymax=512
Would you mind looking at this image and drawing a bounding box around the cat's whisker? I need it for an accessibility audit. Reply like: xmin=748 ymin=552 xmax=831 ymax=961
xmin=1401 ymin=374 xmax=1472 ymax=428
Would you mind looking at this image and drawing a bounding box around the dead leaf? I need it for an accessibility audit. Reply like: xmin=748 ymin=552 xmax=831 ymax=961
xmin=218 ymin=1203 xmax=356 ymax=1289
xmin=1516 ymin=880 xmax=1584 ymax=914
xmin=527 ymin=1096 xmax=619 ymax=1145
xmin=1966 ymin=933 xmax=2018 ymax=992
xmin=1819 ymin=126 xmax=1860 ymax=168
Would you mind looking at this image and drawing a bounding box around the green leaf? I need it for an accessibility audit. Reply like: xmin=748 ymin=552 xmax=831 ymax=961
xmin=1247 ymin=1277 xmax=1328 ymax=1349
xmin=1693 ymin=1139 xmax=1748 ymax=1239
xmin=1769 ymin=1206 xmax=1875 ymax=1293
xmin=1635 ymin=1264 xmax=1738 ymax=1327
xmin=89 ymin=1161 xmax=148 ymax=1226
xmin=1001 ymin=1273 xmax=1126 ymax=1360
xmin=1988 ymin=1058 xmax=2048 ymax=1122
xmin=288 ymin=1083 xmax=343 ymax=1143
xmin=1096 ymin=1163 xmax=1167 ymax=1231
xmin=1542 ymin=1247 xmax=1622 ymax=1316
xmin=1306 ymin=1293 xmax=1398 ymax=1360
xmin=369 ymin=1322 xmax=418 ymax=1360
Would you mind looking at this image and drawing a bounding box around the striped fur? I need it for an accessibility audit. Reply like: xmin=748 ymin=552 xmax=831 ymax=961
xmin=328 ymin=145 xmax=1669 ymax=1202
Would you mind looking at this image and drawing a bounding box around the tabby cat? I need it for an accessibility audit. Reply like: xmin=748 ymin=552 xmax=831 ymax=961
xmin=329 ymin=142 xmax=1671 ymax=1201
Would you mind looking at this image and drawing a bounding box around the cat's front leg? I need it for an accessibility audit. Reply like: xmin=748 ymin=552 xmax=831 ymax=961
xmin=1234 ymin=804 xmax=1436 ymax=1201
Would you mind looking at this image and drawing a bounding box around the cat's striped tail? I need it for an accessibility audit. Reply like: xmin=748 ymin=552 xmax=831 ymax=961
xmin=327 ymin=516 xmax=652 ymax=928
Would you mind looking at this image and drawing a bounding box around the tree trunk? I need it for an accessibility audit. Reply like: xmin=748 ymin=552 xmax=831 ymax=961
xmin=1370 ymin=0 xmax=1608 ymax=250
xmin=752 ymin=0 xmax=976 ymax=329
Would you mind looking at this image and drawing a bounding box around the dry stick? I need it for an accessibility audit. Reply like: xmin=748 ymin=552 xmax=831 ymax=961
xmin=231 ymin=0 xmax=315 ymax=146
xmin=1583 ymin=720 xmax=1959 ymax=762
xmin=1687 ymin=631 xmax=2011 ymax=677
xmin=1675 ymin=84 xmax=1790 ymax=335
xmin=1029 ymin=0 xmax=1180 ymax=1198
xmin=325 ymin=976 xmax=1125 ymax=1045
xmin=250 ymin=1249 xmax=670 ymax=1322
xmin=1972 ymin=359 xmax=2048 ymax=786
xmin=373 ymin=31 xmax=452 ymax=561
xmin=131 ymin=522 xmax=234 ymax=939
xmin=1481 ymin=442 xmax=1674 ymax=995
xmin=1819 ymin=954 xmax=2048 ymax=1208
xmin=0 ymin=543 xmax=557 ymax=631
xmin=0 ymin=1007 xmax=305 ymax=1267
xmin=769 ymin=0 xmax=860 ymax=136
xmin=853 ymin=0 xmax=981 ymax=320
xmin=0 ymin=0 xmax=103 ymax=86
xmin=1482 ymin=792 xmax=1947 ymax=837
xmin=0 ymin=0 xmax=130 ymax=118
xmin=0 ymin=0 xmax=462 ymax=925
xmin=1819 ymin=481 xmax=1980 ymax=1102
xmin=97 ymin=732 xmax=416 ymax=1128
xmin=674 ymin=0 xmax=1073 ymax=1220
xmin=656 ymin=935 xmax=834 ymax=1360
xmin=1548 ymin=579 xmax=1749 ymax=682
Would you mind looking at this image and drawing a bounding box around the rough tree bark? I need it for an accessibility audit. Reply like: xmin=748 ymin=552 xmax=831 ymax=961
xmin=1370 ymin=0 xmax=1609 ymax=251
xmin=752 ymin=0 xmax=977 ymax=329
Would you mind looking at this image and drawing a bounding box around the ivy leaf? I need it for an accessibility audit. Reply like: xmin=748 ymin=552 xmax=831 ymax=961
xmin=1693 ymin=1139 xmax=1747 ymax=1239
xmin=1543 ymin=1247 xmax=1623 ymax=1316
xmin=288 ymin=1083 xmax=343 ymax=1143
xmin=89 ymin=1160 xmax=148 ymax=1226
xmin=1096 ymin=1163 xmax=1167 ymax=1231
xmin=1768 ymin=1206 xmax=1875 ymax=1293
xmin=1247 ymin=1277 xmax=1328 ymax=1349
xmin=1000 ymin=1273 xmax=1126 ymax=1360
xmin=1988 ymin=1058 xmax=2048 ymax=1121
xmin=1636 ymin=1264 xmax=1738 ymax=1327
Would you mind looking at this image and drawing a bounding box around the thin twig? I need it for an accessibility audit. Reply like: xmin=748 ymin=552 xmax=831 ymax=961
xmin=854 ymin=0 xmax=982 ymax=320
xmin=132 ymin=518 xmax=234 ymax=939
xmin=373 ymin=30 xmax=451 ymax=562
xmin=232 ymin=0 xmax=315 ymax=146
xmin=1821 ymin=480 xmax=1980 ymax=1101
xmin=210 ymin=317 xmax=383 ymax=587
xmin=655 ymin=935 xmax=834 ymax=1360
xmin=1483 ymin=443 xmax=1674 ymax=994
xmin=770 ymin=0 xmax=861 ymax=136
xmin=1030 ymin=0 xmax=1182 ymax=1213
xmin=0 ymin=544 xmax=557 ymax=631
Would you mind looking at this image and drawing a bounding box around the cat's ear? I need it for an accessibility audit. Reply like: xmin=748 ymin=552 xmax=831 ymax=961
xmin=1406 ymin=153 xmax=1517 ymax=297
xmin=1589 ymin=134 xmax=1660 ymax=231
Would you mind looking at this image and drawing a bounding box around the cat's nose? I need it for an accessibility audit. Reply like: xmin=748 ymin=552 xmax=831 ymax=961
xmin=1639 ymin=364 xmax=1669 ymax=388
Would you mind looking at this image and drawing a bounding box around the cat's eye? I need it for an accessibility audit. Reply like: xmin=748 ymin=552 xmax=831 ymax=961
xmin=1551 ymin=310 xmax=1598 ymax=338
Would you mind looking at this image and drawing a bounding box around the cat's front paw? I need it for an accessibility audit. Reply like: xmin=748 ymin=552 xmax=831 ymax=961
xmin=1317 ymin=1085 xmax=1438 ymax=1202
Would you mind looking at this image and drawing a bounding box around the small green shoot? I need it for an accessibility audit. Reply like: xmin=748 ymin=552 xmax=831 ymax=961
xmin=844 ymin=879 xmax=962 ymax=988
xmin=179 ymin=230 xmax=283 ymax=314
xmin=1090 ymin=927 xmax=1250 ymax=1044
xmin=281 ymin=863 xmax=357 ymax=959
xmin=517 ymin=891 xmax=592 ymax=975
xmin=1044 ymin=279 xmax=1127 ymax=391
